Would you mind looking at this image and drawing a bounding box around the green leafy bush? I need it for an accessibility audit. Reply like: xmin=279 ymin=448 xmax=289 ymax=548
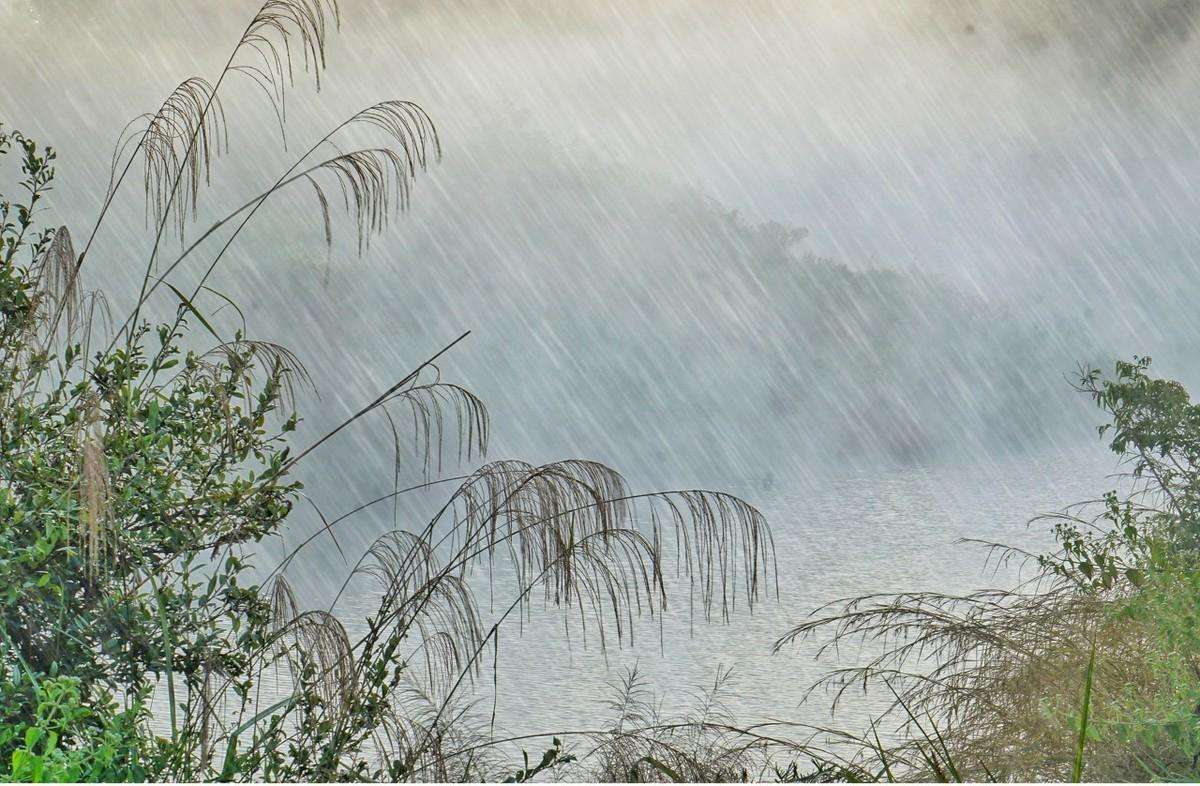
xmin=0 ymin=117 xmax=302 ymax=778
xmin=1 ymin=676 xmax=147 ymax=782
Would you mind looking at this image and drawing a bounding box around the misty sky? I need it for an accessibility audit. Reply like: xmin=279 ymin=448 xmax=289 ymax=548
xmin=3 ymin=0 xmax=1200 ymax=487
xmin=8 ymin=0 xmax=1200 ymax=291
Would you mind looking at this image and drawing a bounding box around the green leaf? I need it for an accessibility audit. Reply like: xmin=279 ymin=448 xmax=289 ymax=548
xmin=165 ymin=282 xmax=221 ymax=342
xmin=1072 ymin=641 xmax=1097 ymax=783
xmin=639 ymin=756 xmax=684 ymax=783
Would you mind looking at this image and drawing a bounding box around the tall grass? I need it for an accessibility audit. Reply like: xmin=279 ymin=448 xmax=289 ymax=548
xmin=1071 ymin=642 xmax=1096 ymax=782
xmin=771 ymin=358 xmax=1200 ymax=782
xmin=0 ymin=0 xmax=807 ymax=780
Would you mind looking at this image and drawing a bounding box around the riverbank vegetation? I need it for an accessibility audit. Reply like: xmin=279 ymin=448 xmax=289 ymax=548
xmin=775 ymin=355 xmax=1200 ymax=781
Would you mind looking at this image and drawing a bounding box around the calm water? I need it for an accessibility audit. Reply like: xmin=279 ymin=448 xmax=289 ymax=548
xmin=326 ymin=444 xmax=1118 ymax=745
xmin=144 ymin=444 xmax=1118 ymax=766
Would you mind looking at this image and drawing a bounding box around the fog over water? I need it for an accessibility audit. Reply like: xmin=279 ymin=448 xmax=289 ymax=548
xmin=2 ymin=0 xmax=1194 ymax=736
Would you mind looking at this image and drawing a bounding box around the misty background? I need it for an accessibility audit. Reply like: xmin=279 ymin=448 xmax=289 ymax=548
xmin=2 ymin=0 xmax=1195 ymax=734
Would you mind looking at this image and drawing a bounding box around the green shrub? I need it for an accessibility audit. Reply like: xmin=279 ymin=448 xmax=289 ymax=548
xmin=0 ymin=676 xmax=147 ymax=782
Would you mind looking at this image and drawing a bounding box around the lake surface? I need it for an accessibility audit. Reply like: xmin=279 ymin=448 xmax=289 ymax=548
xmin=142 ymin=441 xmax=1121 ymax=771
xmin=326 ymin=444 xmax=1119 ymax=747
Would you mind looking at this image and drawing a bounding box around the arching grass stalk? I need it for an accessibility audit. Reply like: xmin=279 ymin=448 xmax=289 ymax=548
xmin=1072 ymin=641 xmax=1097 ymax=783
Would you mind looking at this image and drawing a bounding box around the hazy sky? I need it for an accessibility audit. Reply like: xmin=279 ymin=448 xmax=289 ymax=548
xmin=7 ymin=0 xmax=1200 ymax=293
xmin=3 ymin=0 xmax=1199 ymax=485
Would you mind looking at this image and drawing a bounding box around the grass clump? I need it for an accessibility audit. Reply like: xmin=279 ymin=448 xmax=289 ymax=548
xmin=776 ymin=356 xmax=1200 ymax=781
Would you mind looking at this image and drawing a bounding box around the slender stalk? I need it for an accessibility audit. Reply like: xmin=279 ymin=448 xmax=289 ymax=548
xmin=1072 ymin=641 xmax=1097 ymax=783
xmin=281 ymin=331 xmax=470 ymax=473
xmin=125 ymin=20 xmax=251 ymax=346
xmin=147 ymin=572 xmax=179 ymax=747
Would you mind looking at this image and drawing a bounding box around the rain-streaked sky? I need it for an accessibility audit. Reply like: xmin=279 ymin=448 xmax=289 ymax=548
xmin=4 ymin=0 xmax=1198 ymax=481
xmin=9 ymin=0 xmax=1200 ymax=290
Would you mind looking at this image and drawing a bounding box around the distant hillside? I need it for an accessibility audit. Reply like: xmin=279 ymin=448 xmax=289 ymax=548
xmin=222 ymin=125 xmax=1110 ymax=495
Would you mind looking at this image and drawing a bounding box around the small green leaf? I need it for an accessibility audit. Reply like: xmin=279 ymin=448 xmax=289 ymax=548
xmin=165 ymin=282 xmax=221 ymax=342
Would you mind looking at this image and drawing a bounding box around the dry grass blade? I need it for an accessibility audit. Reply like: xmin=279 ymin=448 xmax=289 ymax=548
xmin=266 ymin=575 xmax=356 ymax=713
xmin=407 ymin=461 xmax=777 ymax=646
xmin=226 ymin=0 xmax=340 ymax=138
xmin=77 ymin=396 xmax=112 ymax=578
xmin=32 ymin=226 xmax=82 ymax=335
xmin=384 ymin=382 xmax=489 ymax=479
xmin=239 ymin=1 xmax=340 ymax=96
xmin=410 ymin=631 xmax=464 ymax=705
xmin=302 ymin=147 xmax=421 ymax=253
xmin=268 ymin=573 xmax=302 ymax=635
xmin=567 ymin=665 xmax=778 ymax=782
xmin=290 ymin=609 xmax=355 ymax=709
xmin=140 ymin=77 xmax=227 ymax=242
xmin=339 ymin=101 xmax=440 ymax=175
xmin=641 ymin=490 xmax=777 ymax=623
xmin=376 ymin=687 xmax=499 ymax=781
xmin=440 ymin=460 xmax=639 ymax=621
xmin=360 ymin=531 xmax=485 ymax=677
xmin=200 ymin=339 xmax=315 ymax=413
xmin=301 ymin=100 xmax=439 ymax=252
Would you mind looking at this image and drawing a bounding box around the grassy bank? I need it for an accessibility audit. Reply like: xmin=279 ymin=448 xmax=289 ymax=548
xmin=774 ymin=357 xmax=1200 ymax=782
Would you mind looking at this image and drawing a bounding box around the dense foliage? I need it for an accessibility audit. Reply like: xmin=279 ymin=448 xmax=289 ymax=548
xmin=0 ymin=121 xmax=321 ymax=779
